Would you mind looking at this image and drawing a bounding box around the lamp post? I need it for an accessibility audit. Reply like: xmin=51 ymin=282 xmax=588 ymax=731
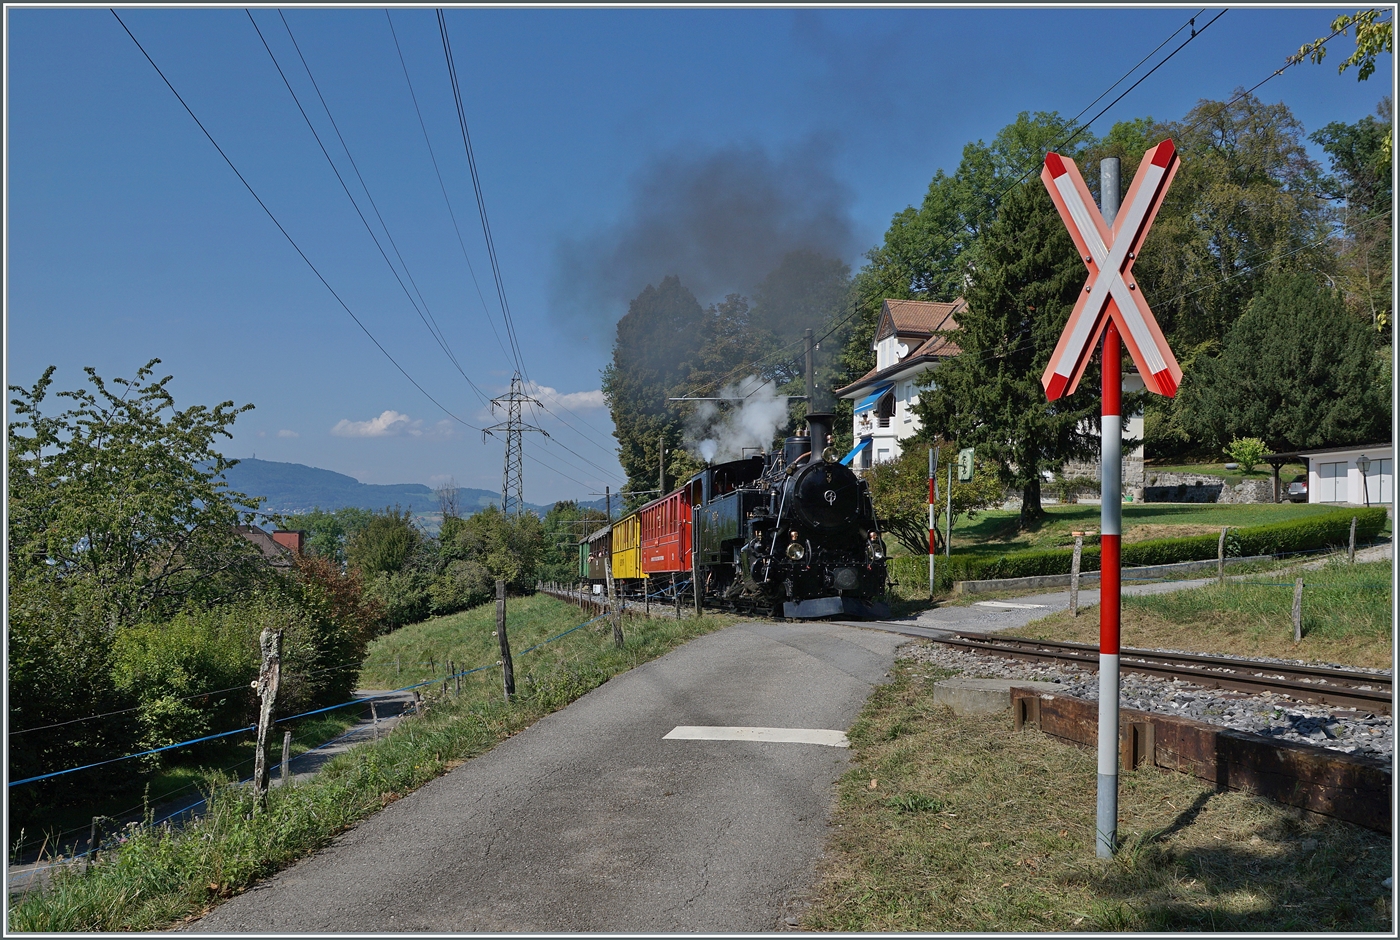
xmin=1357 ymin=454 xmax=1371 ymax=507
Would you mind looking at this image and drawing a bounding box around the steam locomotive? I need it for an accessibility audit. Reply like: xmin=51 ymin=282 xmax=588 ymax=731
xmin=579 ymin=413 xmax=890 ymax=619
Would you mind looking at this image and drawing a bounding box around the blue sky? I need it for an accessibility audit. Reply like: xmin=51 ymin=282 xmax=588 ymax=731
xmin=6 ymin=6 xmax=1390 ymax=504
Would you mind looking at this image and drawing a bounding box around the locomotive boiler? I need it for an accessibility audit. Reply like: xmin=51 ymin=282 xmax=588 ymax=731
xmin=691 ymin=413 xmax=890 ymax=619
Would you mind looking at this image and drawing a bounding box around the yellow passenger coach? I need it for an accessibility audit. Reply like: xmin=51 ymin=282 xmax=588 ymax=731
xmin=610 ymin=512 xmax=643 ymax=581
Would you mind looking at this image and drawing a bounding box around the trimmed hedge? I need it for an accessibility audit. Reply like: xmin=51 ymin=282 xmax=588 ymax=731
xmin=886 ymin=508 xmax=1387 ymax=595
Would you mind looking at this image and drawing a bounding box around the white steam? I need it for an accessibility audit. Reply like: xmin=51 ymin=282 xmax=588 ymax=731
xmin=684 ymin=377 xmax=790 ymax=464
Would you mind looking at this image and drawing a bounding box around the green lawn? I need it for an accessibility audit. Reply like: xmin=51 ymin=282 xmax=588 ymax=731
xmin=1145 ymin=460 xmax=1308 ymax=489
xmin=1010 ymin=558 xmax=1393 ymax=669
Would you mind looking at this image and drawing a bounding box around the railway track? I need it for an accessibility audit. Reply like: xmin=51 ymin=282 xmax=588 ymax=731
xmin=924 ymin=630 xmax=1392 ymax=715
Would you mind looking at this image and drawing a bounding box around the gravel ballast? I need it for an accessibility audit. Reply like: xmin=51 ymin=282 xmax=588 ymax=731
xmin=901 ymin=641 xmax=1394 ymax=770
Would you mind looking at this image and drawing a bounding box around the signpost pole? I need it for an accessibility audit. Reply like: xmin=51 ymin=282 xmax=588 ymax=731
xmin=1096 ymin=157 xmax=1122 ymax=859
xmin=928 ymin=446 xmax=937 ymax=598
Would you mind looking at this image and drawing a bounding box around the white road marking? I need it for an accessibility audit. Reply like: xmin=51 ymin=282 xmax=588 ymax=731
xmin=974 ymin=601 xmax=1048 ymax=609
xmin=663 ymin=726 xmax=849 ymax=747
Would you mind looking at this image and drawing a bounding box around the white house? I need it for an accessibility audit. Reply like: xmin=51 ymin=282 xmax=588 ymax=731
xmin=834 ymin=298 xmax=964 ymax=469
xmin=1296 ymin=443 xmax=1393 ymax=506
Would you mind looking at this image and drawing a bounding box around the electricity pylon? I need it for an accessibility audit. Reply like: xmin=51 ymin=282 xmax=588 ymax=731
xmin=483 ymin=371 xmax=545 ymax=516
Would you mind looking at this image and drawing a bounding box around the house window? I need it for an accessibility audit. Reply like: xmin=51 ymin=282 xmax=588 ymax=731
xmin=876 ymin=448 xmax=891 ymax=464
xmin=1363 ymin=458 xmax=1392 ymax=504
xmin=1318 ymin=461 xmax=1348 ymax=502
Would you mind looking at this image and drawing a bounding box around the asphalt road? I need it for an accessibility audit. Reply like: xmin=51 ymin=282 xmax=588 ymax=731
xmin=187 ymin=620 xmax=905 ymax=933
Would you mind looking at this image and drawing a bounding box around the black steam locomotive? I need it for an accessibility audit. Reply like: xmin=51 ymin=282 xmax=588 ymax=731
xmin=692 ymin=413 xmax=890 ymax=619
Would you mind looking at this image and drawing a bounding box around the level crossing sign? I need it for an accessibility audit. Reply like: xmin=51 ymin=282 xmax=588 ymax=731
xmin=1040 ymin=139 xmax=1182 ymax=401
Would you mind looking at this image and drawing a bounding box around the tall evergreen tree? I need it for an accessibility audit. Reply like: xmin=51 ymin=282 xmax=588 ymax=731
xmin=1180 ymin=272 xmax=1390 ymax=451
xmin=913 ymin=181 xmax=1102 ymax=525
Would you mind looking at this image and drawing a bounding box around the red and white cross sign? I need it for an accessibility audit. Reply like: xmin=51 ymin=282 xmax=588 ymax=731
xmin=1040 ymin=139 xmax=1182 ymax=400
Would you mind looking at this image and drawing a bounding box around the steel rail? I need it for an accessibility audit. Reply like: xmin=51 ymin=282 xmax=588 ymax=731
xmin=931 ymin=630 xmax=1391 ymax=715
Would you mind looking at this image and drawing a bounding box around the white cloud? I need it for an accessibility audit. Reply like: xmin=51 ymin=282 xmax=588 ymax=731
xmin=277 ymin=429 xmax=300 ymax=439
xmin=525 ymin=382 xmax=607 ymax=411
xmin=331 ymin=410 xmax=454 ymax=440
xmin=331 ymin=410 xmax=418 ymax=438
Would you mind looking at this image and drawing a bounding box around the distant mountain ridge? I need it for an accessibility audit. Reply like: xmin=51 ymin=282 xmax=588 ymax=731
xmin=216 ymin=458 xmax=563 ymax=516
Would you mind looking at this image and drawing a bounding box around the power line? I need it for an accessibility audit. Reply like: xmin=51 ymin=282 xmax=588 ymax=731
xmin=247 ymin=9 xmax=492 ymax=412
xmin=109 ymin=9 xmax=483 ymax=437
xmin=437 ymin=9 xmax=527 ymax=379
xmin=384 ymin=9 xmax=514 ymax=367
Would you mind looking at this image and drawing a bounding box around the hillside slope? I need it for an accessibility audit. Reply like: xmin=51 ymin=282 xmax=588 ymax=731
xmin=216 ymin=458 xmax=557 ymax=516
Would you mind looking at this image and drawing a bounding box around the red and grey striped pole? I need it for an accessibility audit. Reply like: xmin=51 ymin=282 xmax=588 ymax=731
xmin=1095 ymin=158 xmax=1123 ymax=859
xmin=928 ymin=446 xmax=938 ymax=598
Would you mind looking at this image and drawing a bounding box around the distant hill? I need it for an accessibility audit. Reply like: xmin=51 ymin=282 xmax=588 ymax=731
xmin=216 ymin=458 xmax=558 ymax=517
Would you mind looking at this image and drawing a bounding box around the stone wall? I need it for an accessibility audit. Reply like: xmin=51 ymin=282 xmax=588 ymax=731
xmin=1218 ymin=478 xmax=1276 ymax=504
xmin=1141 ymin=472 xmax=1278 ymax=504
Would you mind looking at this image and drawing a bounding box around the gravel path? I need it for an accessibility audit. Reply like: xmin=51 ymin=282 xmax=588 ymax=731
xmin=901 ymin=641 xmax=1393 ymax=768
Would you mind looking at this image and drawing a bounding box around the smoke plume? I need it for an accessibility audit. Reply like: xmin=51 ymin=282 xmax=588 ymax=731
xmin=551 ymin=138 xmax=858 ymax=338
xmin=684 ymin=377 xmax=790 ymax=464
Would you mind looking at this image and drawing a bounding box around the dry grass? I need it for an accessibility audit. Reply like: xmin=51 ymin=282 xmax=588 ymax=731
xmin=1123 ymin=523 xmax=1230 ymax=543
xmin=1006 ymin=559 xmax=1393 ymax=669
xmin=802 ymin=662 xmax=1392 ymax=932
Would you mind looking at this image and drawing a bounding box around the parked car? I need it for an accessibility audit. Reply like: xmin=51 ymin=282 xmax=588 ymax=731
xmin=1286 ymin=474 xmax=1308 ymax=503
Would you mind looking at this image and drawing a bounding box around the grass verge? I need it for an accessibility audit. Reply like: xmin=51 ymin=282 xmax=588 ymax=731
xmin=1006 ymin=559 xmax=1393 ymax=669
xmin=8 ymin=595 xmax=742 ymax=932
xmin=802 ymin=661 xmax=1392 ymax=932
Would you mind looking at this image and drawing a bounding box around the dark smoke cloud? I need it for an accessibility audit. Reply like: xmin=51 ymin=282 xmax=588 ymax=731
xmin=551 ymin=138 xmax=859 ymax=339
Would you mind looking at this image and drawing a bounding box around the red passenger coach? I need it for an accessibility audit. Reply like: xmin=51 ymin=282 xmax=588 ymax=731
xmin=640 ymin=483 xmax=698 ymax=574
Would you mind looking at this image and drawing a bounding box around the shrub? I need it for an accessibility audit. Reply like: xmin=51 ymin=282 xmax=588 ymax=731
xmin=1223 ymin=437 xmax=1268 ymax=473
xmin=111 ymin=607 xmax=260 ymax=759
xmin=364 ymin=569 xmax=433 ymax=631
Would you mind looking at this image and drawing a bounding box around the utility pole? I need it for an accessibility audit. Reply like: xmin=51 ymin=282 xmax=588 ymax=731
xmin=659 ymin=438 xmax=666 ymax=496
xmin=483 ymin=371 xmax=545 ymax=516
xmin=605 ymin=485 xmax=611 ymax=522
xmin=805 ymin=328 xmax=815 ymax=407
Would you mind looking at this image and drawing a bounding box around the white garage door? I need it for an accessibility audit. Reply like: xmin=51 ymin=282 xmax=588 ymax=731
xmin=1318 ymin=461 xmax=1348 ymax=502
xmin=1363 ymin=458 xmax=1392 ymax=504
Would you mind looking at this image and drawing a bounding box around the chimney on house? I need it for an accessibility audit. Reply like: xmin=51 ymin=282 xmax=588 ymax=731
xmin=272 ymin=530 xmax=305 ymax=554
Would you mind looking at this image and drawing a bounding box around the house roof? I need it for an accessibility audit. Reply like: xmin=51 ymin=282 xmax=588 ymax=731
xmin=836 ymin=299 xmax=965 ymax=398
xmin=876 ymin=298 xmax=967 ymax=341
xmin=235 ymin=525 xmax=294 ymax=568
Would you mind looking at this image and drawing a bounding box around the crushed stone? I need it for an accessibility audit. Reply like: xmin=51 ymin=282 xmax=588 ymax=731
xmin=901 ymin=640 xmax=1393 ymax=771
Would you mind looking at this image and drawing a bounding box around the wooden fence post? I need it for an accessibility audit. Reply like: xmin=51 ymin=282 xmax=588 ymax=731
xmin=673 ymin=573 xmax=680 ymax=619
xmin=87 ymin=816 xmax=100 ymax=871
xmin=1349 ymin=516 xmax=1358 ymax=563
xmin=280 ymin=730 xmax=292 ymax=786
xmin=1070 ymin=534 xmax=1083 ymax=617
xmin=370 ymin=699 xmax=380 ymax=739
xmin=605 ymin=556 xmax=624 ymax=649
xmin=252 ymin=627 xmax=283 ymax=811
xmin=1217 ymin=527 xmax=1228 ymax=584
xmin=496 ymin=580 xmax=515 ymax=701
xmin=1293 ymin=578 xmax=1304 ymax=642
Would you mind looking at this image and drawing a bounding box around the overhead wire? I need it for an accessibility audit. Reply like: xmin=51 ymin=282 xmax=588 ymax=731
xmin=109 ymin=9 xmax=484 ymax=436
xmin=247 ymin=9 xmax=492 ymax=412
xmin=436 ymin=8 xmax=528 ymax=379
xmin=384 ymin=9 xmax=514 ymax=366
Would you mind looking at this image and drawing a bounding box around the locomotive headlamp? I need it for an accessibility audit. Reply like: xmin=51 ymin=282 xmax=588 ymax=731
xmin=822 ymin=446 xmax=838 ymax=463
xmin=786 ymin=541 xmax=807 ymax=561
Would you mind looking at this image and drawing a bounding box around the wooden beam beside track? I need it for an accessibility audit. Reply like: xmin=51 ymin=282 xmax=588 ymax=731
xmin=1010 ymin=687 xmax=1392 ymax=834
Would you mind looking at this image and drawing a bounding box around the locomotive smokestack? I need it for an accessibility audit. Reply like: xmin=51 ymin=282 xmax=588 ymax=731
xmin=805 ymin=413 xmax=833 ymax=464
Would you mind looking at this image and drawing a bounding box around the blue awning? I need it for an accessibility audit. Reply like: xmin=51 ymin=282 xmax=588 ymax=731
xmin=840 ymin=437 xmax=872 ymax=467
xmin=853 ymin=383 xmax=894 ymax=415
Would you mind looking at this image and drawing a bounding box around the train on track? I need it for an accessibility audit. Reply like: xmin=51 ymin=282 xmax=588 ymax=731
xmin=578 ymin=413 xmax=890 ymax=619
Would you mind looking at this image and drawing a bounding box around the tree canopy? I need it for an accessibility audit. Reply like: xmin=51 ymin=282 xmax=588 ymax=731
xmin=1179 ymin=271 xmax=1390 ymax=452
